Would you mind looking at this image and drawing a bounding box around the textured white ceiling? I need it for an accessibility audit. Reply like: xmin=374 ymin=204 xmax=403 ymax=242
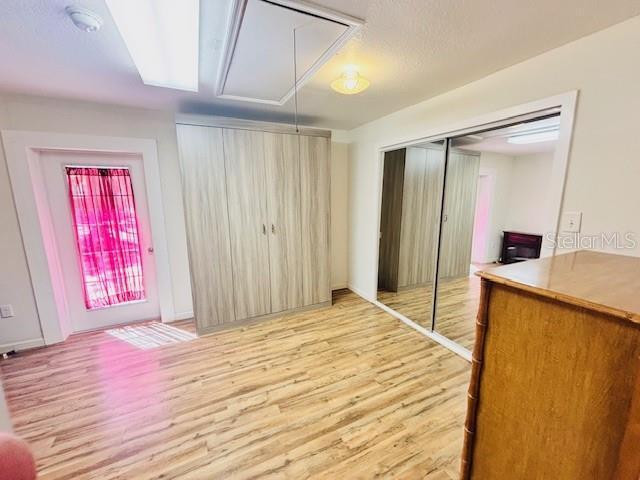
xmin=1 ymin=0 xmax=639 ymax=129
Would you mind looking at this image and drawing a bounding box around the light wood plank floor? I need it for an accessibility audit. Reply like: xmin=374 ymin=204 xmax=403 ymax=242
xmin=378 ymin=275 xmax=482 ymax=350
xmin=0 ymin=290 xmax=470 ymax=479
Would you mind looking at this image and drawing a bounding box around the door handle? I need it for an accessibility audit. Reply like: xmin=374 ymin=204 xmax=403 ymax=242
xmin=262 ymin=224 xmax=266 ymax=235
xmin=271 ymin=224 xmax=275 ymax=234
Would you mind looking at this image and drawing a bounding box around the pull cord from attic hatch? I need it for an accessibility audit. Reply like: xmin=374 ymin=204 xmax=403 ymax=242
xmin=293 ymin=27 xmax=300 ymax=134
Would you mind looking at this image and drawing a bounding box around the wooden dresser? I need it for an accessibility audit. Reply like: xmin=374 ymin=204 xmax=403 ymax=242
xmin=461 ymin=251 xmax=640 ymax=479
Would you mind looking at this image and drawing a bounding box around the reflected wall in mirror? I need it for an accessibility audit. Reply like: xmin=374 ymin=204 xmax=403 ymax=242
xmin=434 ymin=114 xmax=561 ymax=350
xmin=377 ymin=140 xmax=445 ymax=328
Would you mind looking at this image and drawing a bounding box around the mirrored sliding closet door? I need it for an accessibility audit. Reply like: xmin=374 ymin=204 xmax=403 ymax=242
xmin=376 ymin=140 xmax=446 ymax=329
xmin=377 ymin=108 xmax=563 ymax=356
xmin=433 ymin=113 xmax=562 ymax=351
xmin=432 ymin=145 xmax=481 ymax=350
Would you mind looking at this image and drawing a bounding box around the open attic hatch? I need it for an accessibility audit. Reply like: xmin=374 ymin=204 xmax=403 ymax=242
xmin=216 ymin=0 xmax=362 ymax=105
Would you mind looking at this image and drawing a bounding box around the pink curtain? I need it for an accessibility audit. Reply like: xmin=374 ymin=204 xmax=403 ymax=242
xmin=66 ymin=167 xmax=145 ymax=309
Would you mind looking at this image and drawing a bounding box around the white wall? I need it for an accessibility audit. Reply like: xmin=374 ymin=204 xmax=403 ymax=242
xmin=505 ymin=152 xmax=555 ymax=234
xmin=331 ymin=142 xmax=349 ymax=289
xmin=0 ymin=95 xmax=192 ymax=351
xmin=0 ymin=94 xmax=350 ymax=350
xmin=474 ymin=151 xmax=555 ymax=263
xmin=0 ymin=126 xmax=43 ymax=349
xmin=477 ymin=152 xmax=514 ymax=262
xmin=346 ymin=15 xmax=640 ymax=299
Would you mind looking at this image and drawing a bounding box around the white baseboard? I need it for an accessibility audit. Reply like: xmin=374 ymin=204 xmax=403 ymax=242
xmin=0 ymin=338 xmax=45 ymax=355
xmin=170 ymin=311 xmax=194 ymax=322
xmin=347 ymin=284 xmax=472 ymax=362
xmin=347 ymin=284 xmax=375 ymax=303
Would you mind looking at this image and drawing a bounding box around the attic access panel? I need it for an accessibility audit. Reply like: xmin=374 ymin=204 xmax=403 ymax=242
xmin=216 ymin=0 xmax=361 ymax=105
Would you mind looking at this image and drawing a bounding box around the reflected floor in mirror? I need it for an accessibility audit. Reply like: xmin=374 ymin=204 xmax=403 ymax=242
xmin=377 ymin=273 xmax=483 ymax=351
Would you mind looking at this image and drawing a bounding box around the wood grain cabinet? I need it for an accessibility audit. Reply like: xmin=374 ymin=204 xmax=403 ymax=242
xmin=264 ymin=132 xmax=304 ymax=313
xmin=438 ymin=149 xmax=479 ymax=279
xmin=377 ymin=146 xmax=478 ymax=292
xmin=223 ymin=128 xmax=272 ymax=320
xmin=462 ymin=251 xmax=640 ymax=479
xmin=176 ymin=117 xmax=331 ymax=334
xmin=175 ymin=125 xmax=235 ymax=331
xmin=299 ymin=135 xmax=331 ymax=305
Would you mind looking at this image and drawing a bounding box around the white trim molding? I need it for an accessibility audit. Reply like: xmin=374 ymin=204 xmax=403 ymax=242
xmin=175 ymin=113 xmax=331 ymax=137
xmin=173 ymin=310 xmax=195 ymax=321
xmin=369 ymin=91 xmax=578 ymax=354
xmin=1 ymin=130 xmax=177 ymax=345
xmin=347 ymin=285 xmax=472 ymax=361
xmin=374 ymin=91 xmax=577 ymax=260
xmin=0 ymin=338 xmax=45 ymax=355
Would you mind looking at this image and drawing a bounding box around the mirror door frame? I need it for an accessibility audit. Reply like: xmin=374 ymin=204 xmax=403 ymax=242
xmin=371 ymin=91 xmax=578 ymax=361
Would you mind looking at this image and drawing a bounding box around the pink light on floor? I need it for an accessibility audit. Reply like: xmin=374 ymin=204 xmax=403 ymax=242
xmin=106 ymin=323 xmax=196 ymax=350
xmin=97 ymin=323 xmax=196 ymax=418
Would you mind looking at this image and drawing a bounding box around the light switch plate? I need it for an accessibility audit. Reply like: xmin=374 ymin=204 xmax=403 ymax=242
xmin=0 ymin=304 xmax=14 ymax=318
xmin=561 ymin=212 xmax=582 ymax=233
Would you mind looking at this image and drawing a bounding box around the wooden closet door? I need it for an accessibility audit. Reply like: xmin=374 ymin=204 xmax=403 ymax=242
xmin=299 ymin=135 xmax=331 ymax=306
xmin=176 ymin=125 xmax=235 ymax=331
xmin=419 ymin=147 xmax=446 ymax=282
xmin=398 ymin=146 xmax=445 ymax=288
xmin=263 ymin=133 xmax=303 ymax=313
xmin=223 ymin=128 xmax=271 ymax=319
xmin=378 ymin=149 xmax=406 ymax=291
xmin=398 ymin=147 xmax=428 ymax=288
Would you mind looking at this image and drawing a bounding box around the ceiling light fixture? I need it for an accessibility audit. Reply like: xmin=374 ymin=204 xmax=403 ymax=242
xmin=507 ymin=129 xmax=559 ymax=145
xmin=331 ymin=66 xmax=370 ymax=95
xmin=105 ymin=0 xmax=200 ymax=91
xmin=66 ymin=6 xmax=103 ymax=32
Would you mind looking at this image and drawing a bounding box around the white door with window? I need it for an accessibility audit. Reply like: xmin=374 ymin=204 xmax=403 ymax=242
xmin=40 ymin=150 xmax=160 ymax=332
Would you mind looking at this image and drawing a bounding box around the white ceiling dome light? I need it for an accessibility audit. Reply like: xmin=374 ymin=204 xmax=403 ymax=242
xmin=66 ymin=6 xmax=103 ymax=33
xmin=330 ymin=67 xmax=370 ymax=95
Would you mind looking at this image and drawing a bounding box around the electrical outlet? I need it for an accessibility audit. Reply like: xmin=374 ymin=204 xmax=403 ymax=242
xmin=561 ymin=212 xmax=582 ymax=233
xmin=0 ymin=304 xmax=14 ymax=318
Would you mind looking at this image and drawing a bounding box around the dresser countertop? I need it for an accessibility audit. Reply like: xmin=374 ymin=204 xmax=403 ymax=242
xmin=477 ymin=250 xmax=640 ymax=324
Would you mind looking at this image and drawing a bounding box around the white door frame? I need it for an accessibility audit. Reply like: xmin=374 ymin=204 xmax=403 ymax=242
xmin=1 ymin=130 xmax=176 ymax=345
xmin=369 ymin=91 xmax=578 ymax=361
xmin=471 ymin=173 xmax=494 ymax=264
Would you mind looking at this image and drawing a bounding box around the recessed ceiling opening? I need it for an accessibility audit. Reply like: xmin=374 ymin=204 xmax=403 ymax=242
xmin=216 ymin=0 xmax=361 ymax=105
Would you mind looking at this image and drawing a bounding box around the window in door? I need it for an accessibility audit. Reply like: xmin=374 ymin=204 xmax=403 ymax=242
xmin=66 ymin=167 xmax=146 ymax=309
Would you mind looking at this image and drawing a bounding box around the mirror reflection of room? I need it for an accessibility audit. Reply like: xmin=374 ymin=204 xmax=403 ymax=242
xmin=377 ymin=113 xmax=560 ymax=352
xmin=377 ymin=140 xmax=445 ymax=328
xmin=435 ymin=114 xmax=560 ymax=349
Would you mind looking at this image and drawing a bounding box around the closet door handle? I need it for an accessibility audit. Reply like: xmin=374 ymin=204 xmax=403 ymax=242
xmin=271 ymin=224 xmax=275 ymax=234
xmin=262 ymin=224 xmax=266 ymax=235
